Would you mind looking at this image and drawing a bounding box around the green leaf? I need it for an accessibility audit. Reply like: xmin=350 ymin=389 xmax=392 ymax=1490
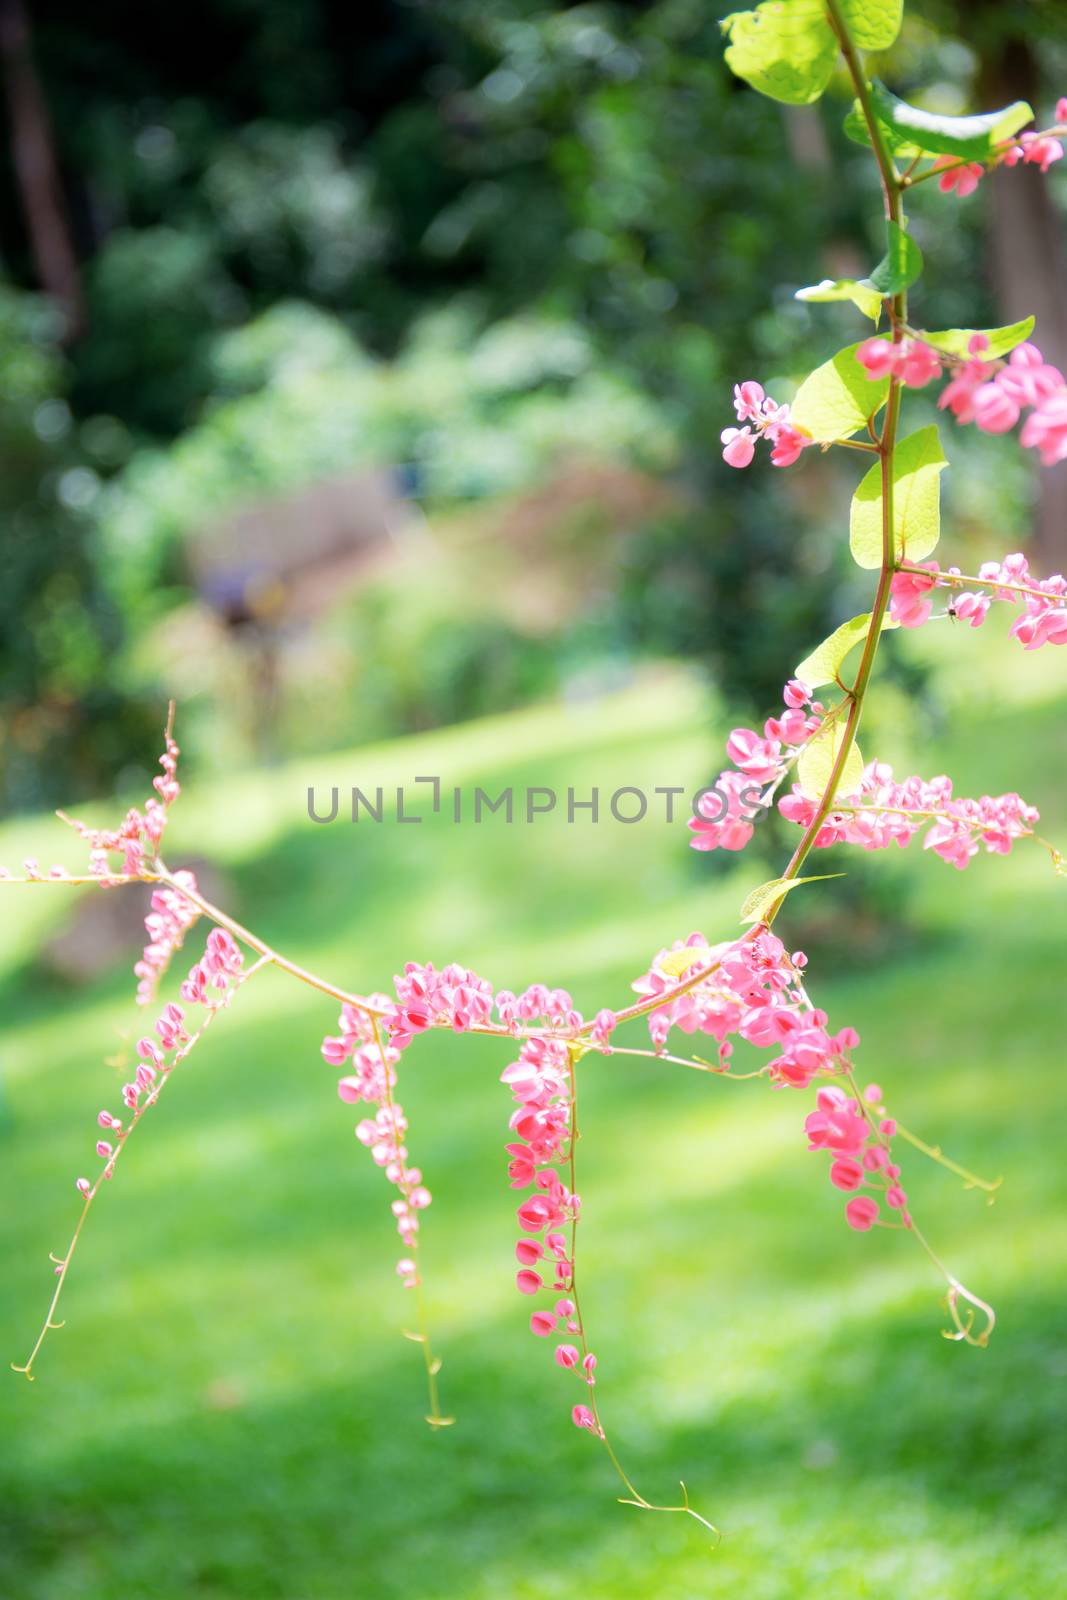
xmin=797 ymin=222 xmax=920 ymax=322
xmin=849 ymin=424 xmax=947 ymax=569
xmin=721 ymin=1 xmax=836 ymax=106
xmin=839 ymin=0 xmax=902 ymax=50
xmin=844 ymin=98 xmax=923 ymax=159
xmin=869 ymin=219 xmax=923 ymax=295
xmin=739 ymin=873 xmax=845 ymax=925
xmin=789 ymin=341 xmax=890 ymax=443
xmin=795 ymin=277 xmax=883 ymax=323
xmin=794 ymin=610 xmax=899 ymax=689
xmin=847 ymin=81 xmax=1033 ymax=161
xmin=922 ymin=317 xmax=1035 ymax=360
xmin=797 ymin=720 xmax=866 ymax=802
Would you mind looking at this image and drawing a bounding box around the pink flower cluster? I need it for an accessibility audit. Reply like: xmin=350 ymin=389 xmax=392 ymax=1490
xmin=933 ymin=102 xmax=1067 ymax=198
xmin=134 ymin=869 xmax=200 ymax=1006
xmin=856 ymin=335 xmax=942 ymax=388
xmin=938 ymin=340 xmax=1067 ymax=457
xmin=65 ymin=727 xmax=183 ymax=879
xmin=322 ymin=997 xmax=431 ymax=1283
xmin=855 ymin=332 xmax=1067 ymax=466
xmin=721 ymin=381 xmax=812 ymax=470
xmin=778 ymin=761 xmax=1039 ymax=870
xmin=74 ymin=929 xmax=245 ymax=1207
xmin=501 ymin=1036 xmax=600 ymax=1435
xmin=889 ymin=553 xmax=1067 ymax=649
xmin=688 ymin=679 xmax=823 ymax=854
xmin=633 ymin=929 xmax=859 ymax=1089
xmin=806 ymin=1084 xmax=910 ymax=1232
xmin=1001 ymin=128 xmax=1065 ymax=176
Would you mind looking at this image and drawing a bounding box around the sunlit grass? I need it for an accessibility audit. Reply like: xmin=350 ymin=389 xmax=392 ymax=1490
xmin=1 ymin=647 xmax=1065 ymax=1599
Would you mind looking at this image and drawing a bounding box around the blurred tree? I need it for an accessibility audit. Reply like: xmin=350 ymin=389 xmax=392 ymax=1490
xmin=1 ymin=0 xmax=1065 ymax=809
xmin=0 ymin=0 xmax=82 ymax=334
xmin=0 ymin=284 xmax=157 ymax=810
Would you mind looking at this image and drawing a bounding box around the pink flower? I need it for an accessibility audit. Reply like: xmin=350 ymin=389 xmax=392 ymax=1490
xmin=1020 ymin=132 xmax=1064 ymax=173
xmin=1012 ymin=607 xmax=1067 ymax=649
xmin=1021 ymin=392 xmax=1067 ymax=464
xmin=721 ymin=382 xmax=808 ymax=470
xmin=769 ymin=423 xmax=811 ymax=468
xmin=733 ymin=380 xmax=766 ymax=422
xmin=933 ymin=155 xmax=984 ymax=196
xmin=555 ymin=1344 xmax=580 ymax=1368
xmin=721 ymin=426 xmax=756 ymax=468
xmin=830 ymin=1156 xmax=865 ymax=1191
xmin=896 ymin=339 xmax=942 ymax=389
xmin=972 ymin=382 xmax=1021 ymax=434
xmin=516 ymin=1269 xmax=543 ymax=1295
xmin=889 ymin=563 xmax=939 ymax=628
xmin=952 ymin=591 xmax=990 ymax=627
xmin=857 ymin=336 xmax=941 ymax=389
xmin=571 ymin=1404 xmax=600 ymax=1432
xmin=856 ymin=338 xmax=897 ymax=380
xmin=531 ymin=1311 xmax=558 ymax=1337
xmin=1056 ymin=97 xmax=1067 ymax=125
xmin=726 ymin=727 xmax=782 ymax=784
xmin=845 ymin=1195 xmax=880 ymax=1231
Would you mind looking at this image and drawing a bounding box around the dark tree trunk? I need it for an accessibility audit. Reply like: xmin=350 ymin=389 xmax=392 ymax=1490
xmin=0 ymin=0 xmax=83 ymax=337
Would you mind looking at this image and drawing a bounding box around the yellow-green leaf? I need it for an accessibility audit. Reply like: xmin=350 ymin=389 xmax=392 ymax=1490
xmin=790 ymin=341 xmax=890 ymax=443
xmin=795 ymin=611 xmax=899 ymax=689
xmin=721 ymin=1 xmax=836 ymax=107
xmin=740 ymin=873 xmax=845 ymax=925
xmin=849 ymin=424 xmax=947 ymax=570
xmin=839 ymin=0 xmax=902 ymax=50
xmin=797 ymin=719 xmax=866 ymax=802
xmin=658 ymin=944 xmax=721 ymax=978
xmin=795 ymin=277 xmax=883 ymax=323
xmin=922 ymin=318 xmax=1035 ymax=360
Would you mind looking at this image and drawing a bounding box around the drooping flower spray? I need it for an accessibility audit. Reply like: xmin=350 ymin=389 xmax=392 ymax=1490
xmin=6 ymin=0 xmax=1064 ymax=1533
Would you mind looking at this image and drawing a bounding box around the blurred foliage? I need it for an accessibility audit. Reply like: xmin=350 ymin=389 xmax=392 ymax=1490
xmin=0 ymin=285 xmax=157 ymax=810
xmin=1 ymin=0 xmax=1065 ymax=807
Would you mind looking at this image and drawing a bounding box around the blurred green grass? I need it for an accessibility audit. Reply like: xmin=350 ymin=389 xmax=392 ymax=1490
xmin=1 ymin=645 xmax=1066 ymax=1600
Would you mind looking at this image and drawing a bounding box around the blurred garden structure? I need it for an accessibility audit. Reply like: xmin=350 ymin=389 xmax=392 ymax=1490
xmin=3 ymin=0 xmax=1067 ymax=810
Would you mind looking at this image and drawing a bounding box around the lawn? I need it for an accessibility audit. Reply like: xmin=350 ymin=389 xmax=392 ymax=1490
xmin=1 ymin=639 xmax=1065 ymax=1600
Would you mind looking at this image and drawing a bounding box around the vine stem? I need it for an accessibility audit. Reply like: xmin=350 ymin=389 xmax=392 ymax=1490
xmin=12 ymin=954 xmax=271 ymax=1380
xmin=562 ymin=1045 xmax=719 ymax=1540
xmin=841 ymin=1067 xmax=995 ymax=1346
xmin=766 ymin=0 xmax=905 ymax=927
xmin=897 ymin=563 xmax=1059 ymax=605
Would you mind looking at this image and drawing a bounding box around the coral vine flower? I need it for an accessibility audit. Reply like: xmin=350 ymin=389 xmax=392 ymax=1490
xmin=721 ymin=382 xmax=812 ymax=469
xmin=845 ymin=1195 xmax=880 ymax=1231
xmin=932 ymin=155 xmax=984 ymax=196
xmin=889 ymin=563 xmax=940 ymax=627
xmin=886 ymin=551 xmax=1067 ymax=650
xmin=856 ymin=336 xmax=941 ymax=389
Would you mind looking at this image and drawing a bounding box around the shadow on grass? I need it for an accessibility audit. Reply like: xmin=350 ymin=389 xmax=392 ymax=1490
xmin=1 ymin=1284 xmax=1064 ymax=1600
